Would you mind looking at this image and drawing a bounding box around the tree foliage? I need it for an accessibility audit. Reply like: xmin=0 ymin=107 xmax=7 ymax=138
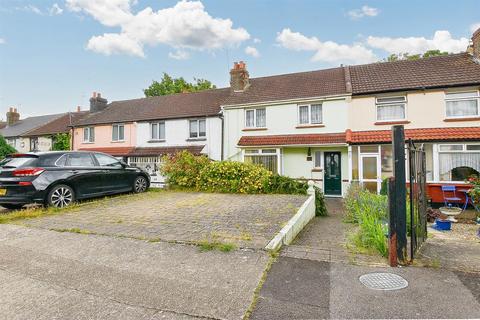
xmin=143 ymin=73 xmax=216 ymax=97
xmin=52 ymin=133 xmax=71 ymax=151
xmin=384 ymin=50 xmax=449 ymax=62
xmin=0 ymin=135 xmax=16 ymax=159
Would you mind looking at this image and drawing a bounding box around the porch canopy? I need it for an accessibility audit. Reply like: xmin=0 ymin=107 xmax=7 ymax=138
xmin=238 ymin=133 xmax=347 ymax=147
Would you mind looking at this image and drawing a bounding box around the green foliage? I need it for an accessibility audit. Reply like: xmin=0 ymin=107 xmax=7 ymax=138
xmin=0 ymin=135 xmax=16 ymax=159
xmin=143 ymin=73 xmax=216 ymax=97
xmin=265 ymin=174 xmax=308 ymax=194
xmin=344 ymin=184 xmax=388 ymax=257
xmin=380 ymin=178 xmax=389 ymax=196
xmin=160 ymin=150 xmax=210 ymax=188
xmin=467 ymin=175 xmax=480 ymax=205
xmin=197 ymin=160 xmax=272 ymax=194
xmin=384 ymin=50 xmax=449 ymax=62
xmin=52 ymin=133 xmax=71 ymax=151
xmin=198 ymin=240 xmax=236 ymax=252
xmin=314 ymin=186 xmax=327 ymax=217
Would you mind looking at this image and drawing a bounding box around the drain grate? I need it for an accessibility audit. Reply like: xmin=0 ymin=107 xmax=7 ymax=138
xmin=359 ymin=272 xmax=408 ymax=291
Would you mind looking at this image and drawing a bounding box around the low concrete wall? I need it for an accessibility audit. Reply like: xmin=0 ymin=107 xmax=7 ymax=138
xmin=265 ymin=193 xmax=316 ymax=251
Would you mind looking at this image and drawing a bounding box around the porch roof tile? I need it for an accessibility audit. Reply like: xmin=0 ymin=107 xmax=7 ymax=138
xmin=237 ymin=133 xmax=347 ymax=146
xmin=348 ymin=127 xmax=480 ymax=144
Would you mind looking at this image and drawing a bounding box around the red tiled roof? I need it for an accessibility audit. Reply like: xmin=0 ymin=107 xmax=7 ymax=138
xmin=238 ymin=133 xmax=346 ymax=146
xmin=24 ymin=112 xmax=89 ymax=136
xmin=349 ymin=53 xmax=480 ymax=95
xmin=79 ymin=145 xmax=205 ymax=157
xmin=348 ymin=127 xmax=480 ymax=144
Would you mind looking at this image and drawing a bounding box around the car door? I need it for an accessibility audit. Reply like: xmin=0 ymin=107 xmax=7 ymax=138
xmin=65 ymin=153 xmax=104 ymax=197
xmin=93 ymin=153 xmax=132 ymax=193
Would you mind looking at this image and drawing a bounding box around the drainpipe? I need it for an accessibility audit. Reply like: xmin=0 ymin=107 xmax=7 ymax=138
xmin=219 ymin=109 xmax=225 ymax=161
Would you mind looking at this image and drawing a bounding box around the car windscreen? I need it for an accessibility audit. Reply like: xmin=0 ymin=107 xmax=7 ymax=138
xmin=0 ymin=156 xmax=38 ymax=168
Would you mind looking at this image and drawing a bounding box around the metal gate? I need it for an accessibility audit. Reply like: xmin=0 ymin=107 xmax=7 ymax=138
xmin=407 ymin=139 xmax=427 ymax=260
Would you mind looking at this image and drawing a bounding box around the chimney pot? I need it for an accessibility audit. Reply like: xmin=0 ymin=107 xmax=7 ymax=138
xmin=89 ymin=92 xmax=108 ymax=113
xmin=6 ymin=107 xmax=20 ymax=126
xmin=76 ymin=106 xmax=81 ymax=112
xmin=92 ymin=91 xmax=97 ymax=98
xmin=471 ymin=27 xmax=480 ymax=60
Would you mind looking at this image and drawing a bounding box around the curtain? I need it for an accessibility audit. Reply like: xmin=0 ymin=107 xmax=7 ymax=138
xmin=151 ymin=123 xmax=158 ymax=140
xmin=439 ymin=152 xmax=480 ymax=177
xmin=246 ymin=110 xmax=254 ymax=127
xmin=159 ymin=122 xmax=165 ymax=140
xmin=299 ymin=106 xmax=309 ymax=124
xmin=244 ymin=155 xmax=277 ymax=173
xmin=311 ymin=104 xmax=322 ymax=124
xmin=189 ymin=120 xmax=198 ymax=138
xmin=199 ymin=119 xmax=206 ymax=137
xmin=377 ymin=104 xmax=405 ymax=121
xmin=446 ymin=100 xmax=478 ymax=117
xmin=256 ymin=109 xmax=266 ymax=127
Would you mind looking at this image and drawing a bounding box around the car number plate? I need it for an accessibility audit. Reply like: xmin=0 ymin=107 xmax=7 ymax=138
xmin=0 ymin=189 xmax=6 ymax=196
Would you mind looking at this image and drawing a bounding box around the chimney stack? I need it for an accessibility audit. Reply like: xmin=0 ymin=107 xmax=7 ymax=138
xmin=6 ymin=107 xmax=20 ymax=126
xmin=471 ymin=27 xmax=480 ymax=60
xmin=89 ymin=92 xmax=108 ymax=113
xmin=76 ymin=106 xmax=81 ymax=112
xmin=230 ymin=61 xmax=250 ymax=92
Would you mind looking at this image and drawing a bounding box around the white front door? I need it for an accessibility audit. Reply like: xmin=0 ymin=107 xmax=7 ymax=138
xmin=359 ymin=154 xmax=381 ymax=193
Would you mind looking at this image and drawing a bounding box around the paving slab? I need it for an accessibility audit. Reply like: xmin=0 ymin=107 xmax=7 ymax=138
xmin=20 ymin=191 xmax=306 ymax=249
xmin=0 ymin=224 xmax=269 ymax=320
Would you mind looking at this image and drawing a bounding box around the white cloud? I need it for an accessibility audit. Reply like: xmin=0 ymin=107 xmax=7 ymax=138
xmin=366 ymin=30 xmax=469 ymax=54
xmin=168 ymin=49 xmax=190 ymax=60
xmin=276 ymin=28 xmax=377 ymax=64
xmin=253 ymin=38 xmax=261 ymax=44
xmin=245 ymin=46 xmax=260 ymax=58
xmin=18 ymin=5 xmax=43 ymax=15
xmin=67 ymin=0 xmax=250 ymax=58
xmin=49 ymin=3 xmax=64 ymax=15
xmin=471 ymin=23 xmax=480 ymax=33
xmin=0 ymin=38 xmax=5 ymax=44
xmin=348 ymin=5 xmax=379 ymax=19
xmin=87 ymin=33 xmax=145 ymax=57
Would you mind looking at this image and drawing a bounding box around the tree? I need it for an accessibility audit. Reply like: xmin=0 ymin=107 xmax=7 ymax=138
xmin=52 ymin=133 xmax=70 ymax=151
xmin=143 ymin=73 xmax=216 ymax=97
xmin=384 ymin=50 xmax=449 ymax=62
xmin=0 ymin=135 xmax=16 ymax=159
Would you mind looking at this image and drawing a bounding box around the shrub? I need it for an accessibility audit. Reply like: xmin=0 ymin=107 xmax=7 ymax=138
xmin=380 ymin=178 xmax=389 ymax=195
xmin=197 ymin=160 xmax=272 ymax=194
xmin=314 ymin=186 xmax=327 ymax=217
xmin=160 ymin=150 xmax=209 ymax=188
xmin=265 ymin=174 xmax=308 ymax=195
xmin=0 ymin=135 xmax=16 ymax=159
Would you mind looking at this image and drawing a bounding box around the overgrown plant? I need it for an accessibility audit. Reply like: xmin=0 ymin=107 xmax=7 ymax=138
xmin=160 ymin=151 xmax=210 ymax=188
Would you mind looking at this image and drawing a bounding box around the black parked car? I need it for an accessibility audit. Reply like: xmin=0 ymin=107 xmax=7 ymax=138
xmin=0 ymin=151 xmax=150 ymax=209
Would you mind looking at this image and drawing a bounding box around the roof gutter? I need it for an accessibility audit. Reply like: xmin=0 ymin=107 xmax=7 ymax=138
xmin=221 ymin=93 xmax=351 ymax=109
xmin=352 ymin=82 xmax=480 ymax=97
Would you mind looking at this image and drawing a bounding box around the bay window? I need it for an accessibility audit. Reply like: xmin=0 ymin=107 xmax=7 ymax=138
xmin=376 ymin=96 xmax=406 ymax=122
xmin=112 ymin=124 xmax=125 ymax=141
xmin=438 ymin=144 xmax=480 ymax=181
xmin=83 ymin=127 xmax=95 ymax=143
xmin=245 ymin=108 xmax=266 ymax=128
xmin=189 ymin=119 xmax=206 ymax=139
xmin=150 ymin=122 xmax=165 ymax=141
xmin=298 ymin=104 xmax=323 ymax=125
xmin=244 ymin=149 xmax=279 ymax=173
xmin=445 ymin=91 xmax=479 ymax=118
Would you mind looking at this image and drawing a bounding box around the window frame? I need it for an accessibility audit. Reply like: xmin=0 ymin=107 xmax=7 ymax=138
xmin=436 ymin=143 xmax=480 ymax=182
xmin=297 ymin=103 xmax=323 ymax=125
xmin=189 ymin=118 xmax=207 ymax=139
xmin=150 ymin=121 xmax=166 ymax=141
xmin=112 ymin=123 xmax=125 ymax=142
xmin=83 ymin=127 xmax=95 ymax=143
xmin=375 ymin=96 xmax=407 ymax=122
xmin=444 ymin=90 xmax=480 ymax=119
xmin=242 ymin=148 xmax=280 ymax=174
xmin=244 ymin=108 xmax=266 ymax=128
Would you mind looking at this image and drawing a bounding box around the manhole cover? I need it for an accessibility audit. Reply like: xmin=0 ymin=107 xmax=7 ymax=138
xmin=359 ymin=272 xmax=408 ymax=291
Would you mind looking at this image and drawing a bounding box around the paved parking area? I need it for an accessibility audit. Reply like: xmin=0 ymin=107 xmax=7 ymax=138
xmin=21 ymin=191 xmax=307 ymax=249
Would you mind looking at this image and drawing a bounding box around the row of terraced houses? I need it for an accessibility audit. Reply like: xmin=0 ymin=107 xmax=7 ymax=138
xmin=2 ymin=28 xmax=480 ymax=202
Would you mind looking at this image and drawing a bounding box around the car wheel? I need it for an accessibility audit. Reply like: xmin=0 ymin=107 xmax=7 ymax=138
xmin=1 ymin=204 xmax=25 ymax=210
xmin=47 ymin=184 xmax=75 ymax=208
xmin=133 ymin=176 xmax=148 ymax=193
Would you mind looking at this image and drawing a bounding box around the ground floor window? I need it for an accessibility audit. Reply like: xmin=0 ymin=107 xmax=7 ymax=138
xmin=243 ymin=149 xmax=279 ymax=173
xmin=438 ymin=144 xmax=480 ymax=181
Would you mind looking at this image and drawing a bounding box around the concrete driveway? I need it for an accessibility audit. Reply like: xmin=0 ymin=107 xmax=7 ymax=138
xmin=0 ymin=191 xmax=307 ymax=319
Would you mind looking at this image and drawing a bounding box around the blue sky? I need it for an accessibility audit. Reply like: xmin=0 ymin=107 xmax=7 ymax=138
xmin=0 ymin=0 xmax=479 ymax=117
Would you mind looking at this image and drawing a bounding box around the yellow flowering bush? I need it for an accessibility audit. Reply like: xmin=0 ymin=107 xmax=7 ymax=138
xmin=160 ymin=150 xmax=209 ymax=188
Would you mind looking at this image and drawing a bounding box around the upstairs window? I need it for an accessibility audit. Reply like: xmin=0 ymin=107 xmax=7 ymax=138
xmin=150 ymin=122 xmax=165 ymax=141
xmin=298 ymin=104 xmax=323 ymax=125
xmin=376 ymin=96 xmax=406 ymax=122
xmin=445 ymin=91 xmax=479 ymax=118
xmin=245 ymin=108 xmax=266 ymax=128
xmin=83 ymin=127 xmax=95 ymax=143
xmin=189 ymin=119 xmax=206 ymax=139
xmin=112 ymin=124 xmax=125 ymax=141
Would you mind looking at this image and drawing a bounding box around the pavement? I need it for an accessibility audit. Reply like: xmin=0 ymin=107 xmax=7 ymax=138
xmin=21 ymin=191 xmax=306 ymax=249
xmin=0 ymin=223 xmax=269 ymax=320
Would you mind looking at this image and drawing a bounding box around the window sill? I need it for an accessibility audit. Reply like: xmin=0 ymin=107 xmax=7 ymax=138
xmin=148 ymin=139 xmax=166 ymax=143
xmin=443 ymin=117 xmax=480 ymax=122
xmin=311 ymin=168 xmax=323 ymax=172
xmin=186 ymin=138 xmax=207 ymax=141
xmin=374 ymin=120 xmax=410 ymax=125
xmin=111 ymin=140 xmax=126 ymax=143
xmin=82 ymin=141 xmax=95 ymax=144
xmin=296 ymin=124 xmax=325 ymax=129
xmin=242 ymin=128 xmax=267 ymax=131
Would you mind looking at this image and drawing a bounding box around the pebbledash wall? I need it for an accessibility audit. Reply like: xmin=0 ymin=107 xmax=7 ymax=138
xmin=223 ymin=96 xmax=351 ymax=196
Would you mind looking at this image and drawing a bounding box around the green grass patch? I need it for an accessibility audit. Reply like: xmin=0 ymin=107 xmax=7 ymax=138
xmin=198 ymin=240 xmax=236 ymax=252
xmin=51 ymin=227 xmax=91 ymax=234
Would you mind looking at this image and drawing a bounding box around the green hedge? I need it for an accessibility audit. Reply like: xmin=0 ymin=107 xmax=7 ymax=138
xmin=161 ymin=151 xmax=327 ymax=216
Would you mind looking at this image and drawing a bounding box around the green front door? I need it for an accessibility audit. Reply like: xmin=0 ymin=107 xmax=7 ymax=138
xmin=324 ymin=152 xmax=341 ymax=196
